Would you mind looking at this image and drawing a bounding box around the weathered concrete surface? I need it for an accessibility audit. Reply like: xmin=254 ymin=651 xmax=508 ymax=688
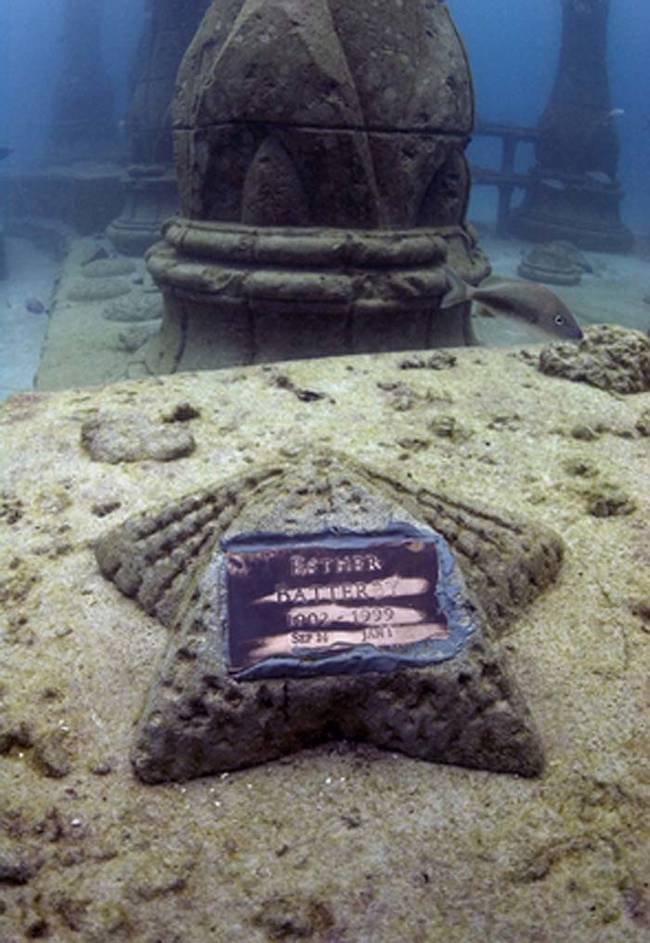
xmin=94 ymin=452 xmax=565 ymax=782
xmin=1 ymin=347 xmax=648 ymax=941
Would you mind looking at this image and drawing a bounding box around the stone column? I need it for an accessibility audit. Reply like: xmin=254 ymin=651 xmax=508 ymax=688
xmin=511 ymin=0 xmax=633 ymax=252
xmin=48 ymin=0 xmax=116 ymax=163
xmin=107 ymin=0 xmax=211 ymax=256
xmin=144 ymin=0 xmax=489 ymax=373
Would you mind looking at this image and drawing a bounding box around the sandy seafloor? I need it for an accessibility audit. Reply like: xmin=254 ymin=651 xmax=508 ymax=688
xmin=0 ymin=235 xmax=59 ymax=400
xmin=0 ymin=211 xmax=649 ymax=941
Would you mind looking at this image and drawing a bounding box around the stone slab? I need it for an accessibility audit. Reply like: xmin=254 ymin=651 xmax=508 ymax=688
xmin=1 ymin=347 xmax=648 ymax=941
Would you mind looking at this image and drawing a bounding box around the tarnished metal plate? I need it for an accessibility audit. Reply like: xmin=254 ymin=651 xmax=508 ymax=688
xmin=223 ymin=528 xmax=461 ymax=678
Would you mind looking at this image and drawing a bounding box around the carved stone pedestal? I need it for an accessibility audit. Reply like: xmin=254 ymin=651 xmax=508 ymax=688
xmin=145 ymin=221 xmax=487 ymax=372
xmin=144 ymin=0 xmax=489 ymax=371
xmin=107 ymin=166 xmax=179 ymax=256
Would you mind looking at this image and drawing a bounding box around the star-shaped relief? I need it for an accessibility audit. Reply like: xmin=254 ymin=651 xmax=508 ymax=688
xmin=95 ymin=452 xmax=563 ymax=783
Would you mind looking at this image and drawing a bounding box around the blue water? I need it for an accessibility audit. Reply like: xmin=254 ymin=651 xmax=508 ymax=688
xmin=0 ymin=0 xmax=647 ymax=401
xmin=0 ymin=0 xmax=647 ymax=230
xmin=455 ymin=0 xmax=649 ymax=232
xmin=0 ymin=0 xmax=145 ymax=167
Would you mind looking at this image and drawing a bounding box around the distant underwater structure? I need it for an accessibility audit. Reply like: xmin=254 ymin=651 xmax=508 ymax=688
xmin=511 ymin=0 xmax=633 ymax=252
xmin=47 ymin=0 xmax=116 ymax=163
xmin=107 ymin=0 xmax=211 ymax=256
xmin=143 ymin=0 xmax=490 ymax=372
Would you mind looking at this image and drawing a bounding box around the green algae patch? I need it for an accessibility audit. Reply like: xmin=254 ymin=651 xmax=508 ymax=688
xmin=585 ymin=483 xmax=638 ymax=518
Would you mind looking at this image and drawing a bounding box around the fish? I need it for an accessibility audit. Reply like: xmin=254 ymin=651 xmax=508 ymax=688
xmin=442 ymin=267 xmax=584 ymax=342
xmin=585 ymin=170 xmax=613 ymax=185
xmin=596 ymin=108 xmax=625 ymax=128
xmin=540 ymin=178 xmax=567 ymax=191
xmin=25 ymin=297 xmax=47 ymax=315
xmin=0 ymin=147 xmax=13 ymax=161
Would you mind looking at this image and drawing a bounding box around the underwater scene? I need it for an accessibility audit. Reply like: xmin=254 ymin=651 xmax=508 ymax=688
xmin=0 ymin=2 xmax=648 ymax=942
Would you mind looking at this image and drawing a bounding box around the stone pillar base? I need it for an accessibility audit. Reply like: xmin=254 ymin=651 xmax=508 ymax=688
xmin=144 ymin=219 xmax=487 ymax=372
xmin=510 ymin=174 xmax=634 ymax=253
xmin=106 ymin=166 xmax=179 ymax=257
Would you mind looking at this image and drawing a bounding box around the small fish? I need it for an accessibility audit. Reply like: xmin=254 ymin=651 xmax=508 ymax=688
xmin=585 ymin=170 xmax=613 ymax=185
xmin=607 ymin=108 xmax=625 ymax=120
xmin=540 ymin=178 xmax=567 ymax=191
xmin=442 ymin=268 xmax=583 ymax=342
xmin=25 ymin=297 xmax=47 ymax=315
xmin=0 ymin=147 xmax=13 ymax=161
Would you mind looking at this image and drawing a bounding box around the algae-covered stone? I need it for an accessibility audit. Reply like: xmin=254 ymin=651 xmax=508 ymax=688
xmin=126 ymin=849 xmax=196 ymax=902
xmin=570 ymin=424 xmax=602 ymax=441
xmin=376 ymin=380 xmax=418 ymax=412
xmin=82 ymin=900 xmax=131 ymax=940
xmin=66 ymin=278 xmax=132 ymax=302
xmin=538 ymin=325 xmax=650 ymax=394
xmin=635 ymin=408 xmax=650 ymax=436
xmin=161 ymin=402 xmax=201 ymax=423
xmin=0 ymin=718 xmax=33 ymax=754
xmin=0 ymin=493 xmax=24 ymax=525
xmin=400 ymin=352 xmax=458 ymax=371
xmin=144 ymin=0 xmax=489 ymax=371
xmin=0 ymin=840 xmax=41 ymax=885
xmin=254 ymin=896 xmax=335 ymax=941
xmin=429 ymin=415 xmax=473 ymax=442
xmin=103 ymin=294 xmax=164 ymax=323
xmin=563 ymin=457 xmax=597 ymax=478
xmin=0 ymin=557 xmax=39 ymax=606
xmin=111 ymin=324 xmax=159 ymax=353
xmin=80 ymin=412 xmax=196 ymax=464
xmin=81 ymin=258 xmax=137 ymax=279
xmin=585 ymin=483 xmax=637 ymax=518
xmin=32 ymin=729 xmax=72 ymax=779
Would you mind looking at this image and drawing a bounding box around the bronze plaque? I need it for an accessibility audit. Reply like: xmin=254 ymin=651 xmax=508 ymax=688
xmin=224 ymin=531 xmax=449 ymax=673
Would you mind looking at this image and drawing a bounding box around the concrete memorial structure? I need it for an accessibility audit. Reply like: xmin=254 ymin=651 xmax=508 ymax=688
xmin=107 ymin=0 xmax=211 ymax=255
xmin=511 ymin=0 xmax=633 ymax=252
xmin=143 ymin=0 xmax=490 ymax=373
xmin=95 ymin=452 xmax=564 ymax=782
